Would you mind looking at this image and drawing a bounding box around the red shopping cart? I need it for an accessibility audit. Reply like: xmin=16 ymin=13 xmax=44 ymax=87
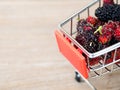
xmin=55 ymin=0 xmax=120 ymax=90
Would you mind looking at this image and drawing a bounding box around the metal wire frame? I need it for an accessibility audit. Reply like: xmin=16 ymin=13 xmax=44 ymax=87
xmin=58 ymin=0 xmax=120 ymax=89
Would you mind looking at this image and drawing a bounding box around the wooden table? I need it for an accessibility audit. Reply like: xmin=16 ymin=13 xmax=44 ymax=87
xmin=0 ymin=0 xmax=119 ymax=90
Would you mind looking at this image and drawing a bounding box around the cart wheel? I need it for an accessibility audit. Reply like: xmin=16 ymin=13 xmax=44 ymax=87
xmin=75 ymin=71 xmax=83 ymax=82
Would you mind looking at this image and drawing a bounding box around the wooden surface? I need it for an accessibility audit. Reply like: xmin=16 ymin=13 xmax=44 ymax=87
xmin=0 ymin=0 xmax=119 ymax=90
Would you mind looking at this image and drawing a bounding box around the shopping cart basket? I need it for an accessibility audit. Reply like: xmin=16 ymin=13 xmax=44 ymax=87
xmin=54 ymin=0 xmax=120 ymax=90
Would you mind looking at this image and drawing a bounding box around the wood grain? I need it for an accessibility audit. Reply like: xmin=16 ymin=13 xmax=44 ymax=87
xmin=0 ymin=0 xmax=119 ymax=90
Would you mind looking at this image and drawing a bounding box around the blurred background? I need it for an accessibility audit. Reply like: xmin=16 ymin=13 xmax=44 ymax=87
xmin=0 ymin=0 xmax=119 ymax=90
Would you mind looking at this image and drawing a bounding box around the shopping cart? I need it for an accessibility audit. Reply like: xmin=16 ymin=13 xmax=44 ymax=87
xmin=54 ymin=0 xmax=120 ymax=90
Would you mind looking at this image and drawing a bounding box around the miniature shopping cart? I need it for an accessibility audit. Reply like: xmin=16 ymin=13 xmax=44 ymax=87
xmin=55 ymin=0 xmax=120 ymax=90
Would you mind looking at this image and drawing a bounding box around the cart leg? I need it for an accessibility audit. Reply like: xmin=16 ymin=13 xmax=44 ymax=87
xmin=75 ymin=70 xmax=97 ymax=90
xmin=75 ymin=71 xmax=84 ymax=82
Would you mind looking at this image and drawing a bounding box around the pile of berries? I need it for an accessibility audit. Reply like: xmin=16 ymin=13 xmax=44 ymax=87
xmin=76 ymin=17 xmax=120 ymax=53
xmin=75 ymin=0 xmax=120 ymax=65
xmin=96 ymin=0 xmax=120 ymax=21
xmin=95 ymin=4 xmax=120 ymax=22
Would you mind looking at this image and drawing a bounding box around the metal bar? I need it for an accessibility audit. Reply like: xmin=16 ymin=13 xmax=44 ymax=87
xmin=99 ymin=62 xmax=110 ymax=75
xmin=88 ymin=42 xmax=120 ymax=58
xmin=78 ymin=14 xmax=80 ymax=20
xmin=99 ymin=61 xmax=111 ymax=71
xmin=113 ymin=63 xmax=120 ymax=71
xmin=99 ymin=0 xmax=101 ymax=7
xmin=105 ymin=67 xmax=111 ymax=72
xmin=103 ymin=53 xmax=107 ymax=65
xmin=70 ymin=18 xmax=73 ymax=36
xmin=116 ymin=0 xmax=118 ymax=4
xmin=89 ymin=67 xmax=100 ymax=76
xmin=87 ymin=7 xmax=90 ymax=17
xmin=87 ymin=57 xmax=90 ymax=68
xmin=94 ymin=71 xmax=100 ymax=76
xmin=116 ymin=63 xmax=120 ymax=67
xmin=90 ymin=59 xmax=120 ymax=71
xmin=111 ymin=49 xmax=117 ymax=72
xmin=113 ymin=49 xmax=117 ymax=62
